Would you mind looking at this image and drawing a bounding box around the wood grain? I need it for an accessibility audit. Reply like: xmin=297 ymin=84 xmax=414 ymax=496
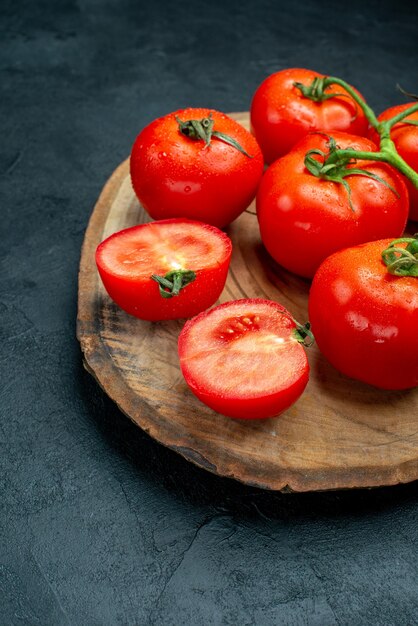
xmin=77 ymin=112 xmax=418 ymax=492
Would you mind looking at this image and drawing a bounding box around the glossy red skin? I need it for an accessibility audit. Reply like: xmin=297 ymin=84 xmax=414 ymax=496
xmin=309 ymin=239 xmax=418 ymax=390
xmin=250 ymin=68 xmax=369 ymax=164
xmin=178 ymin=299 xmax=309 ymax=419
xmin=130 ymin=108 xmax=264 ymax=228
xmin=256 ymin=132 xmax=409 ymax=278
xmin=369 ymin=103 xmax=418 ymax=221
xmin=95 ymin=219 xmax=232 ymax=321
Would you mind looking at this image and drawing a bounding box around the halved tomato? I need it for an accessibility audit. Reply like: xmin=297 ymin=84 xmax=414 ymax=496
xmin=178 ymin=299 xmax=310 ymax=419
xmin=96 ymin=219 xmax=232 ymax=321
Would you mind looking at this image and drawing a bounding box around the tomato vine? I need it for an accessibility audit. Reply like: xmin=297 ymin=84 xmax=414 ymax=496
xmin=296 ymin=75 xmax=418 ymax=191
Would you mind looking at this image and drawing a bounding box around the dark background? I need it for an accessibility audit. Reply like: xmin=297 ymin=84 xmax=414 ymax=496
xmin=2 ymin=0 xmax=418 ymax=624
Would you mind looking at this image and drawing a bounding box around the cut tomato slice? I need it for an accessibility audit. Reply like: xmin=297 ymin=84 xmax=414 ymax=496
xmin=96 ymin=219 xmax=232 ymax=321
xmin=178 ymin=299 xmax=309 ymax=419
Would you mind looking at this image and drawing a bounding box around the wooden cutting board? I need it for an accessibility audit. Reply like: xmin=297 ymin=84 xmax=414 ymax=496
xmin=77 ymin=112 xmax=418 ymax=492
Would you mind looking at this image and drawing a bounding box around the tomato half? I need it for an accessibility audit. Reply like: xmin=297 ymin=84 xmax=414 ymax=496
xmin=96 ymin=219 xmax=232 ymax=321
xmin=130 ymin=108 xmax=264 ymax=228
xmin=250 ymin=68 xmax=369 ymax=164
xmin=256 ymin=132 xmax=409 ymax=278
xmin=178 ymin=299 xmax=309 ymax=419
xmin=369 ymin=103 xmax=418 ymax=222
xmin=309 ymin=239 xmax=418 ymax=390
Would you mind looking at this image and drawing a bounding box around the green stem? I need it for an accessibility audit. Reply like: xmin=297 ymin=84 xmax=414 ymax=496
xmin=323 ymin=76 xmax=380 ymax=129
xmin=297 ymin=75 xmax=418 ymax=192
xmin=385 ymin=102 xmax=418 ymax=128
xmin=385 ymin=151 xmax=418 ymax=188
xmin=325 ymin=144 xmax=418 ymax=187
xmin=325 ymin=148 xmax=389 ymax=165
xmin=315 ymin=144 xmax=418 ymax=190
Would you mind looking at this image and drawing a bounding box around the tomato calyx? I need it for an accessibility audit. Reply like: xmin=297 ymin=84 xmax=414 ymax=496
xmin=293 ymin=76 xmax=350 ymax=104
xmin=381 ymin=234 xmax=418 ymax=277
xmin=293 ymin=321 xmax=315 ymax=347
xmin=151 ymin=269 xmax=196 ymax=298
xmin=304 ymin=135 xmax=399 ymax=211
xmin=294 ymin=75 xmax=418 ymax=191
xmin=176 ymin=113 xmax=253 ymax=158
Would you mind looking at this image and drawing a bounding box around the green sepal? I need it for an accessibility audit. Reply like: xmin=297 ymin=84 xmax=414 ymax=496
xmin=212 ymin=130 xmax=253 ymax=157
xmin=304 ymin=136 xmax=399 ymax=212
xmin=294 ymin=78 xmax=347 ymax=103
xmin=343 ymin=167 xmax=400 ymax=200
xmin=151 ymin=269 xmax=196 ymax=298
xmin=381 ymin=235 xmax=418 ymax=277
xmin=176 ymin=113 xmax=252 ymax=157
xmin=293 ymin=321 xmax=315 ymax=347
xmin=176 ymin=115 xmax=214 ymax=146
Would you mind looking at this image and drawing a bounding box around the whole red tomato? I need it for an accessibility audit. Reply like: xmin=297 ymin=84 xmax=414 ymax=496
xmin=256 ymin=132 xmax=409 ymax=278
xmin=96 ymin=219 xmax=232 ymax=321
xmin=369 ymin=102 xmax=418 ymax=222
xmin=178 ymin=299 xmax=310 ymax=419
xmin=130 ymin=108 xmax=264 ymax=228
xmin=309 ymin=238 xmax=418 ymax=390
xmin=250 ymin=68 xmax=369 ymax=164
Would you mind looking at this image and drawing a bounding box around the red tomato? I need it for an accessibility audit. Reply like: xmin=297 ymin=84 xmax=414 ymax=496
xmin=178 ymin=299 xmax=309 ymax=419
xmin=369 ymin=103 xmax=418 ymax=222
xmin=256 ymin=132 xmax=409 ymax=278
xmin=250 ymin=68 xmax=369 ymax=164
xmin=309 ymin=239 xmax=418 ymax=390
xmin=96 ymin=219 xmax=232 ymax=321
xmin=130 ymin=108 xmax=264 ymax=228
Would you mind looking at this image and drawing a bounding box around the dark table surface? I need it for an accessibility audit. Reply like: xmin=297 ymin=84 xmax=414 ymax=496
xmin=2 ymin=0 xmax=418 ymax=624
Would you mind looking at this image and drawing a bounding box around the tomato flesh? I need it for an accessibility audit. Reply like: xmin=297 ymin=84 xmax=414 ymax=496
xmin=178 ymin=299 xmax=309 ymax=419
xmin=96 ymin=219 xmax=232 ymax=321
xmin=309 ymin=239 xmax=418 ymax=390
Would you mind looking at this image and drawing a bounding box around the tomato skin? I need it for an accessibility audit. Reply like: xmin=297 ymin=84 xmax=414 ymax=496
xmin=309 ymin=239 xmax=418 ymax=390
xmin=250 ymin=68 xmax=369 ymax=164
xmin=130 ymin=108 xmax=264 ymax=228
xmin=95 ymin=219 xmax=232 ymax=321
xmin=369 ymin=103 xmax=418 ymax=221
xmin=256 ymin=132 xmax=409 ymax=278
xmin=188 ymin=371 xmax=309 ymax=420
xmin=178 ymin=299 xmax=309 ymax=419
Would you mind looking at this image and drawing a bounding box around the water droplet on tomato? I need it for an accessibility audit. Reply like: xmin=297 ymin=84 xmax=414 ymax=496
xmin=184 ymin=185 xmax=191 ymax=193
xmin=158 ymin=151 xmax=167 ymax=159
